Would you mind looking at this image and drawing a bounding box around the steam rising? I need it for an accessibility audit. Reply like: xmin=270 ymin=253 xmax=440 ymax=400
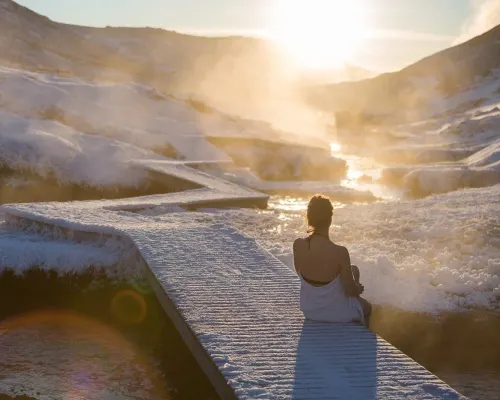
xmin=454 ymin=0 xmax=500 ymax=44
xmin=169 ymin=39 xmax=335 ymax=144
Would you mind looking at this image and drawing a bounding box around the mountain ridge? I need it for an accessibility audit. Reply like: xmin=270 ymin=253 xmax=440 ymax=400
xmin=307 ymin=23 xmax=500 ymax=119
xmin=3 ymin=0 xmax=500 ymax=124
xmin=0 ymin=0 xmax=374 ymax=86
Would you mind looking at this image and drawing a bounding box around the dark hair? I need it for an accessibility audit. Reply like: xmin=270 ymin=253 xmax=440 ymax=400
xmin=307 ymin=194 xmax=333 ymax=233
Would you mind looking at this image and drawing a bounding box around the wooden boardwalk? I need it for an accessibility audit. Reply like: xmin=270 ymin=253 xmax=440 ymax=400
xmin=1 ymin=161 xmax=467 ymax=399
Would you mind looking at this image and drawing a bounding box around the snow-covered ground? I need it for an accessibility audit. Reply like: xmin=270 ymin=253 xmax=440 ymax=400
xmin=427 ymin=69 xmax=500 ymax=119
xmin=0 ymin=65 xmax=330 ymax=148
xmin=0 ymin=219 xmax=138 ymax=277
xmin=0 ymin=66 xmax=350 ymax=188
xmin=375 ymin=102 xmax=500 ymax=196
xmin=0 ymin=110 xmax=161 ymax=187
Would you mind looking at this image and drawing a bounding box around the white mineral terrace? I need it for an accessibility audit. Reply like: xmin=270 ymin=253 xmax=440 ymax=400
xmin=1 ymin=160 xmax=467 ymax=399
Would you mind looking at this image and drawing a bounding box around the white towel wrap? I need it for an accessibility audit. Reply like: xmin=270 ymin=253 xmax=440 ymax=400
xmin=299 ymin=275 xmax=364 ymax=324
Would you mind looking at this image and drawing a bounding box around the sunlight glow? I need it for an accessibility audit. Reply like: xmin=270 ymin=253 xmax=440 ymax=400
xmin=268 ymin=0 xmax=369 ymax=68
xmin=330 ymin=142 xmax=342 ymax=153
xmin=347 ymin=166 xmax=364 ymax=181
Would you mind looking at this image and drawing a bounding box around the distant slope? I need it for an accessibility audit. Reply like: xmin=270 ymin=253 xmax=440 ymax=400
xmin=0 ymin=0 xmax=142 ymax=77
xmin=0 ymin=0 xmax=317 ymax=130
xmin=0 ymin=0 xmax=280 ymax=83
xmin=307 ymin=23 xmax=500 ymax=119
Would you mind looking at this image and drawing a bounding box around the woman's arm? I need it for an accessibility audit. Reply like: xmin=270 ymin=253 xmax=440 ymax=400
xmin=338 ymin=246 xmax=360 ymax=297
xmin=292 ymin=239 xmax=301 ymax=276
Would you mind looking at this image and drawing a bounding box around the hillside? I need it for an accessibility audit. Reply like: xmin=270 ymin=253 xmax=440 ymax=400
xmin=0 ymin=0 xmax=329 ymax=135
xmin=0 ymin=0 xmax=379 ymax=125
xmin=2 ymin=0 xmax=499 ymax=202
xmin=0 ymin=0 xmax=363 ymax=203
xmin=307 ymin=23 xmax=500 ymax=121
xmin=0 ymin=0 xmax=141 ymax=77
xmin=0 ymin=0 xmax=280 ymax=88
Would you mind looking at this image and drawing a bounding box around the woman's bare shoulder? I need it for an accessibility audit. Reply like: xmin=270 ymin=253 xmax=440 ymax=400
xmin=329 ymin=242 xmax=349 ymax=256
xmin=293 ymin=237 xmax=308 ymax=249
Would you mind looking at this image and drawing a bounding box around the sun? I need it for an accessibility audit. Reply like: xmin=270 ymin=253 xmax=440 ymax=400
xmin=268 ymin=0 xmax=368 ymax=69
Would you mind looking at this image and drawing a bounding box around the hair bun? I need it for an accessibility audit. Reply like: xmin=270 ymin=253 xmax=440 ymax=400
xmin=307 ymin=195 xmax=333 ymax=233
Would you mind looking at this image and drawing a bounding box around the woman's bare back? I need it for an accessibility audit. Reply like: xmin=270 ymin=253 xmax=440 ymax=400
xmin=293 ymin=234 xmax=360 ymax=299
xmin=293 ymin=235 xmax=345 ymax=284
xmin=293 ymin=234 xmax=372 ymax=326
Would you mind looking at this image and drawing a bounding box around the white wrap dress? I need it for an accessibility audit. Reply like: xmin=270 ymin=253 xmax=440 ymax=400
xmin=299 ymin=275 xmax=364 ymax=324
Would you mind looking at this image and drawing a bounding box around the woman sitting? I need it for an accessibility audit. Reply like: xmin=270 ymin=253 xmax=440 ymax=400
xmin=293 ymin=195 xmax=372 ymax=327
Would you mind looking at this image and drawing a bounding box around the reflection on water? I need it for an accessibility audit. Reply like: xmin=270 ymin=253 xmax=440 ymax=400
xmin=0 ymin=311 xmax=167 ymax=400
xmin=268 ymin=196 xmax=346 ymax=213
xmin=267 ymin=196 xmax=346 ymax=237
xmin=268 ymin=196 xmax=308 ymax=212
xmin=330 ymin=144 xmax=404 ymax=201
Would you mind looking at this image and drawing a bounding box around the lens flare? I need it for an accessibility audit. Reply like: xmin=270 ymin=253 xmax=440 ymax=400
xmin=110 ymin=289 xmax=148 ymax=325
xmin=0 ymin=310 xmax=166 ymax=399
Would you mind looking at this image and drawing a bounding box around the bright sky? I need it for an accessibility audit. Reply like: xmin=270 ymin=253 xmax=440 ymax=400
xmin=17 ymin=0 xmax=474 ymax=72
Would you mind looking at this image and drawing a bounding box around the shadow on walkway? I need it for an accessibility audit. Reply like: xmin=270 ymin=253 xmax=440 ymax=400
xmin=292 ymin=320 xmax=378 ymax=399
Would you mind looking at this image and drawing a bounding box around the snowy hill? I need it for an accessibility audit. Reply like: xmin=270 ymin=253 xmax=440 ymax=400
xmin=0 ymin=65 xmax=351 ymax=201
xmin=0 ymin=0 xmax=139 ymax=78
xmin=0 ymin=0 xmax=298 ymax=119
xmin=308 ymin=23 xmax=500 ymax=120
xmin=0 ymin=0 xmax=373 ymax=88
xmin=307 ymin=22 xmax=500 ymax=198
xmin=0 ymin=0 xmax=371 ymax=125
xmin=2 ymin=0 xmax=499 ymax=201
xmin=0 ymin=0 xmax=265 ymax=78
xmin=1 ymin=1 xmax=339 ymax=144
xmin=0 ymin=1 xmax=359 ymax=202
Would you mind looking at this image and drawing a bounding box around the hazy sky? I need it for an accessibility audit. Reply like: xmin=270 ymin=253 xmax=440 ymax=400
xmin=16 ymin=0 xmax=480 ymax=71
